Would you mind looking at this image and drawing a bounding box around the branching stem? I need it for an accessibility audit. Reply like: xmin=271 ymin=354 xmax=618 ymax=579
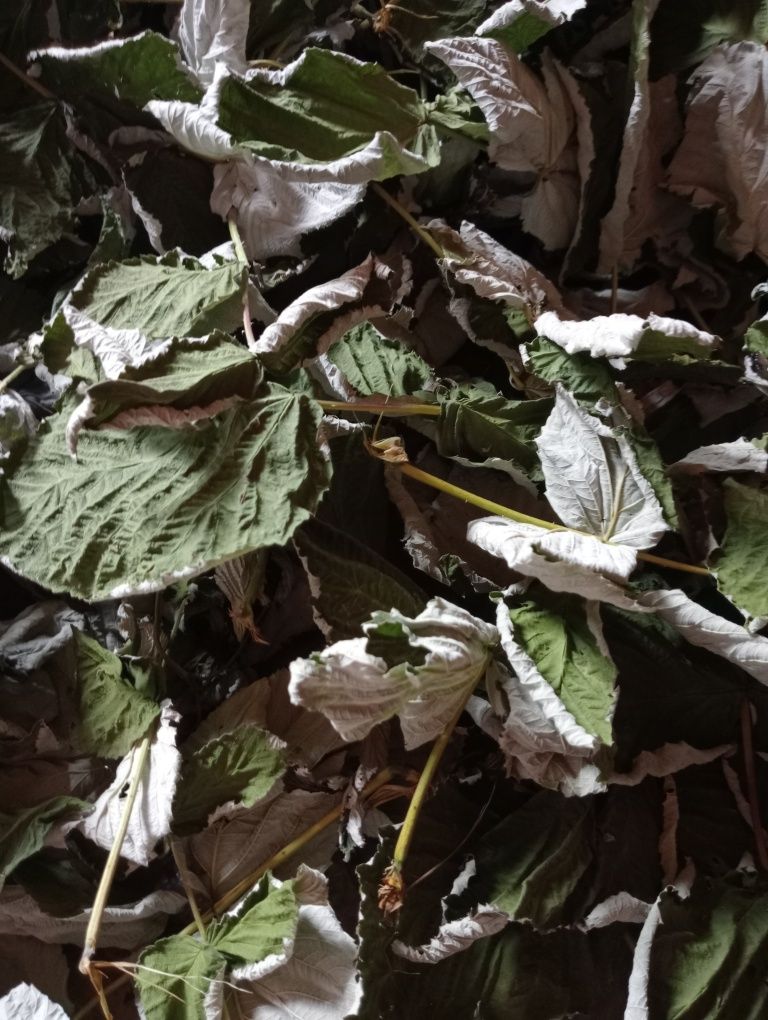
xmin=396 ymin=463 xmax=710 ymax=577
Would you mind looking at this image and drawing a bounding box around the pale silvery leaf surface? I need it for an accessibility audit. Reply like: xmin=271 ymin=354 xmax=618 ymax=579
xmin=392 ymin=905 xmax=509 ymax=964
xmin=466 ymin=517 xmax=642 ymax=609
xmin=535 ymin=310 xmax=719 ymax=360
xmin=211 ymin=160 xmax=364 ymax=260
xmin=432 ymin=220 xmax=565 ymax=315
xmin=578 ymin=892 xmax=651 ymax=932
xmin=78 ymin=706 xmax=181 ymax=866
xmin=0 ymin=391 xmax=37 ymax=463
xmin=179 ymin=0 xmax=250 ymax=85
xmin=597 ymin=0 xmax=661 ymax=272
xmin=145 ymin=98 xmax=248 ymax=160
xmin=608 ymin=742 xmax=734 ymax=787
xmin=0 ymin=886 xmax=185 ymax=946
xmin=476 ymin=0 xmax=587 ymax=37
xmin=636 ymin=588 xmax=768 ymax=687
xmin=235 ymin=872 xmax=361 ymax=1020
xmin=288 ymin=598 xmax=498 ymax=749
xmin=426 ymin=39 xmax=580 ymax=249
xmin=536 ymin=387 xmax=668 ymax=548
xmin=61 ymin=304 xmax=177 ymax=379
xmin=669 ymin=438 xmax=768 ymax=474
xmin=668 ymin=42 xmax=768 ymax=262
xmin=0 ymin=983 xmax=68 ymax=1020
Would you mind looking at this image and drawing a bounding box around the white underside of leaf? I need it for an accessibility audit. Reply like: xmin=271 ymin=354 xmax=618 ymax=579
xmin=78 ymin=705 xmax=181 ymax=865
xmin=179 ymin=0 xmax=250 ymax=85
xmin=476 ymin=0 xmax=587 ymax=36
xmin=392 ymin=904 xmax=509 ymax=963
xmin=0 ymin=983 xmax=68 ymax=1020
xmin=535 ymin=310 xmax=717 ymax=359
xmin=61 ymin=305 xmax=175 ymax=379
xmin=536 ymin=387 xmax=668 ymax=547
xmin=211 ymin=160 xmax=364 ymax=260
xmin=669 ymin=438 xmax=768 ymax=474
xmin=578 ymin=892 xmax=651 ymax=932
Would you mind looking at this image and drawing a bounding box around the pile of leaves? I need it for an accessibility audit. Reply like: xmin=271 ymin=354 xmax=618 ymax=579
xmin=5 ymin=0 xmax=768 ymax=1016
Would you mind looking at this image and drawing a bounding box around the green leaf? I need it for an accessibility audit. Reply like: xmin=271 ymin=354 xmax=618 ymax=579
xmin=209 ymin=874 xmax=298 ymax=960
xmin=327 ymin=323 xmax=432 ymax=397
xmin=294 ymin=517 xmax=426 ymax=641
xmin=137 ymin=874 xmax=300 ymax=1020
xmin=68 ymin=252 xmax=248 ymax=338
xmin=622 ymin=427 xmax=680 ymax=530
xmin=0 ymin=102 xmax=85 ymax=277
xmin=0 ymin=384 xmax=331 ymax=601
xmin=0 ymin=796 xmax=87 ymax=889
xmin=458 ymin=791 xmax=594 ymax=928
xmin=507 ymin=589 xmax=616 ymax=745
xmin=216 ymin=49 xmax=439 ymax=176
xmin=650 ymin=878 xmax=768 ymax=1019
xmin=715 ymin=479 xmax=768 ymax=619
xmin=35 ymin=31 xmax=201 ymax=108
xmin=434 ymin=385 xmax=551 ymax=474
xmin=173 ymin=725 xmax=286 ymax=830
xmin=69 ymin=630 xmax=159 ymax=757
xmin=137 ymin=934 xmax=224 ymax=1020
xmin=523 ymin=337 xmax=618 ymax=405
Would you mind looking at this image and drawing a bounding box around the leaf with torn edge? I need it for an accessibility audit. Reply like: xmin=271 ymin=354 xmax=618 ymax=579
xmin=78 ymin=706 xmax=180 ymax=866
xmin=288 ymin=597 xmax=498 ymax=749
xmin=0 ymin=384 xmax=330 ymax=601
xmin=173 ymin=724 xmax=286 ymax=831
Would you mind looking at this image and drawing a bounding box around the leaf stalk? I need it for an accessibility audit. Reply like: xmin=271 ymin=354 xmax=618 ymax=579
xmin=370 ymin=182 xmax=445 ymax=259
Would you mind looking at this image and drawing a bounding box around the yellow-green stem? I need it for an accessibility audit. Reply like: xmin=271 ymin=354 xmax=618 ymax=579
xmin=391 ymin=688 xmax=475 ymax=878
xmin=0 ymin=52 xmax=56 ymax=99
xmin=80 ymin=733 xmax=153 ymax=977
xmin=318 ymin=399 xmax=441 ymax=417
xmin=398 ymin=463 xmax=710 ymax=577
xmin=170 ymin=840 xmax=206 ymax=937
xmin=0 ymin=364 xmax=25 ymax=396
xmin=226 ymin=214 xmax=257 ymax=349
xmin=179 ymin=765 xmax=398 ymax=934
xmin=370 ymin=182 xmax=445 ymax=260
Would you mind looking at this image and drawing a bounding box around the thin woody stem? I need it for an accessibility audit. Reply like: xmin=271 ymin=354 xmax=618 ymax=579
xmin=397 ymin=462 xmax=710 ymax=577
xmin=80 ymin=732 xmax=153 ymax=979
xmin=317 ymin=399 xmax=441 ymax=417
xmin=0 ymin=364 xmax=26 ymax=396
xmin=0 ymin=52 xmax=56 ymax=100
xmin=370 ymin=182 xmax=445 ymax=259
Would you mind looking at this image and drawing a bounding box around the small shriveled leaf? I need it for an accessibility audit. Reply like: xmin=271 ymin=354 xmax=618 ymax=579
xmin=173 ymin=725 xmax=286 ymax=830
xmin=0 ymin=385 xmax=330 ymax=601
xmin=69 ymin=630 xmax=159 ymax=757
xmin=536 ymin=387 xmax=668 ymax=547
xmin=0 ymin=797 xmax=87 ymax=890
xmin=288 ymin=597 xmax=498 ymax=749
xmin=327 ymin=323 xmax=432 ymax=397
